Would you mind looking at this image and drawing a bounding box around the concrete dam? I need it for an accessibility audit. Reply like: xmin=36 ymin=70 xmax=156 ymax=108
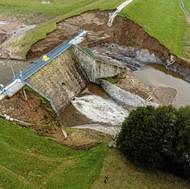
xmin=0 ymin=32 xmax=126 ymax=114
xmin=28 ymin=46 xmax=126 ymax=113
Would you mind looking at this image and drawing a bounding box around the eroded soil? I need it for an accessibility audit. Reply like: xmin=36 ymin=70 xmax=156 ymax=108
xmin=0 ymin=16 xmax=36 ymax=59
xmin=0 ymin=89 xmax=58 ymax=135
xmin=0 ymin=88 xmax=105 ymax=149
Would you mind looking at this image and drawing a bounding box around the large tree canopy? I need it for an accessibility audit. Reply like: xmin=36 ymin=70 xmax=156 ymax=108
xmin=117 ymin=106 xmax=190 ymax=179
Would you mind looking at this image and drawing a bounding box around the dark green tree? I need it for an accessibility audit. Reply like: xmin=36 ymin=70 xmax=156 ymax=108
xmin=117 ymin=105 xmax=190 ymax=179
xmin=117 ymin=106 xmax=178 ymax=168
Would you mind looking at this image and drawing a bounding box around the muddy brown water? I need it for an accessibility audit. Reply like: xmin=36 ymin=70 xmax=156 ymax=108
xmin=133 ymin=64 xmax=190 ymax=107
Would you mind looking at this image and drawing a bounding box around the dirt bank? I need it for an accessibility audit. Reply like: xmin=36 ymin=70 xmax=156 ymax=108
xmin=0 ymin=87 xmax=107 ymax=149
xmin=0 ymin=88 xmax=58 ymax=135
xmin=27 ymin=11 xmax=190 ymax=70
xmin=0 ymin=17 xmax=36 ymax=59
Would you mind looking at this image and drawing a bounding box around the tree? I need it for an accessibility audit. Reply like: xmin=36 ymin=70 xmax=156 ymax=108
xmin=117 ymin=105 xmax=190 ymax=179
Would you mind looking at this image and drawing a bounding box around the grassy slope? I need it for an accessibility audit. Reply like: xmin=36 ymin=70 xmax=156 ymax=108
xmin=120 ymin=0 xmax=188 ymax=57
xmin=183 ymin=0 xmax=190 ymax=11
xmin=0 ymin=118 xmax=106 ymax=189
xmin=92 ymin=149 xmax=190 ymax=189
xmin=0 ymin=118 xmax=189 ymax=189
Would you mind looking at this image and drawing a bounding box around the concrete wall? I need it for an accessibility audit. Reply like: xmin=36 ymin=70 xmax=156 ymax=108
xmin=72 ymin=45 xmax=125 ymax=82
xmin=100 ymin=79 xmax=158 ymax=108
xmin=27 ymin=50 xmax=87 ymax=112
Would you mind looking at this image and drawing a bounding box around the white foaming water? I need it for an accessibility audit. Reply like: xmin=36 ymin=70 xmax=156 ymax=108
xmin=71 ymin=95 xmax=128 ymax=125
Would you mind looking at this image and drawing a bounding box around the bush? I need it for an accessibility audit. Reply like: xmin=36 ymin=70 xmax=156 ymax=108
xmin=117 ymin=106 xmax=190 ymax=179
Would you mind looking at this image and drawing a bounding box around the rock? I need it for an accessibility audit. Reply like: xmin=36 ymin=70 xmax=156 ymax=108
xmin=136 ymin=49 xmax=162 ymax=63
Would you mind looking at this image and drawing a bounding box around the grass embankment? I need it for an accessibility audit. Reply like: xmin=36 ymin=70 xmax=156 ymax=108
xmin=0 ymin=118 xmax=105 ymax=189
xmin=120 ymin=0 xmax=189 ymax=57
xmin=92 ymin=149 xmax=190 ymax=189
xmin=0 ymin=118 xmax=190 ymax=189
xmin=0 ymin=0 xmax=123 ymax=59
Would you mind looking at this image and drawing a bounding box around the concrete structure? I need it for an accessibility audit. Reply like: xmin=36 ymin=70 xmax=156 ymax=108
xmin=27 ymin=50 xmax=87 ymax=112
xmin=72 ymin=45 xmax=126 ymax=82
xmin=0 ymin=31 xmax=126 ymax=114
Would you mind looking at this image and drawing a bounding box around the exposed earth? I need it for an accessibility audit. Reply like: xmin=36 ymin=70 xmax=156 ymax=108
xmin=1 ymin=11 xmax=189 ymax=138
xmin=0 ymin=16 xmax=36 ymax=59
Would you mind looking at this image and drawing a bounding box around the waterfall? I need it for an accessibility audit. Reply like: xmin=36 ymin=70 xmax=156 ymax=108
xmin=71 ymin=95 xmax=128 ymax=125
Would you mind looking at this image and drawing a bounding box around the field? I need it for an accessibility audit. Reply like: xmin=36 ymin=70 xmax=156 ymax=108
xmin=0 ymin=118 xmax=190 ymax=189
xmin=120 ymin=0 xmax=189 ymax=57
xmin=0 ymin=118 xmax=106 ymax=189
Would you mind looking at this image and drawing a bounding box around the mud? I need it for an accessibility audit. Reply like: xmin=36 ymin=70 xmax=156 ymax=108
xmin=26 ymin=11 xmax=171 ymax=60
xmin=0 ymin=17 xmax=36 ymax=59
xmin=0 ymin=88 xmax=59 ymax=136
xmin=134 ymin=64 xmax=190 ymax=107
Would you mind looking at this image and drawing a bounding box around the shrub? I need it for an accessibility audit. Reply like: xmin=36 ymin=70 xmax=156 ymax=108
xmin=117 ymin=106 xmax=190 ymax=179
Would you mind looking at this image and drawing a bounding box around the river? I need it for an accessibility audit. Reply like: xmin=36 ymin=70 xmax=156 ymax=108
xmin=133 ymin=64 xmax=190 ymax=107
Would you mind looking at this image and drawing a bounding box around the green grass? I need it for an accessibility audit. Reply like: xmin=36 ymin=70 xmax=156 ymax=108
xmin=1 ymin=0 xmax=190 ymax=59
xmin=0 ymin=118 xmax=189 ymax=188
xmin=120 ymin=0 xmax=188 ymax=57
xmin=0 ymin=118 xmax=106 ymax=189
xmin=92 ymin=149 xmax=190 ymax=189
xmin=183 ymin=0 xmax=190 ymax=11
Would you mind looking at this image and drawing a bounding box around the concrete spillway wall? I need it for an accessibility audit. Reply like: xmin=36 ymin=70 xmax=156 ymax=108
xmin=27 ymin=50 xmax=87 ymax=112
xmin=72 ymin=45 xmax=125 ymax=82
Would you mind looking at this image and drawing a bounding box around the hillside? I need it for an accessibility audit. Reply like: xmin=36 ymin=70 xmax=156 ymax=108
xmin=0 ymin=118 xmax=190 ymax=189
xmin=0 ymin=0 xmax=190 ymax=59
xmin=0 ymin=118 xmax=106 ymax=189
xmin=120 ymin=0 xmax=190 ymax=58
xmin=0 ymin=0 xmax=123 ymax=59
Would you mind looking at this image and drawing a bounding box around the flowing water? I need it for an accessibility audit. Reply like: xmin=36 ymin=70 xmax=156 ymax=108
xmin=61 ymin=84 xmax=128 ymax=127
xmin=72 ymin=95 xmax=128 ymax=125
xmin=133 ymin=64 xmax=190 ymax=107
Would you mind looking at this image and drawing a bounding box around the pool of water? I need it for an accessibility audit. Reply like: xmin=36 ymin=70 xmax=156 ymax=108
xmin=133 ymin=64 xmax=190 ymax=107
